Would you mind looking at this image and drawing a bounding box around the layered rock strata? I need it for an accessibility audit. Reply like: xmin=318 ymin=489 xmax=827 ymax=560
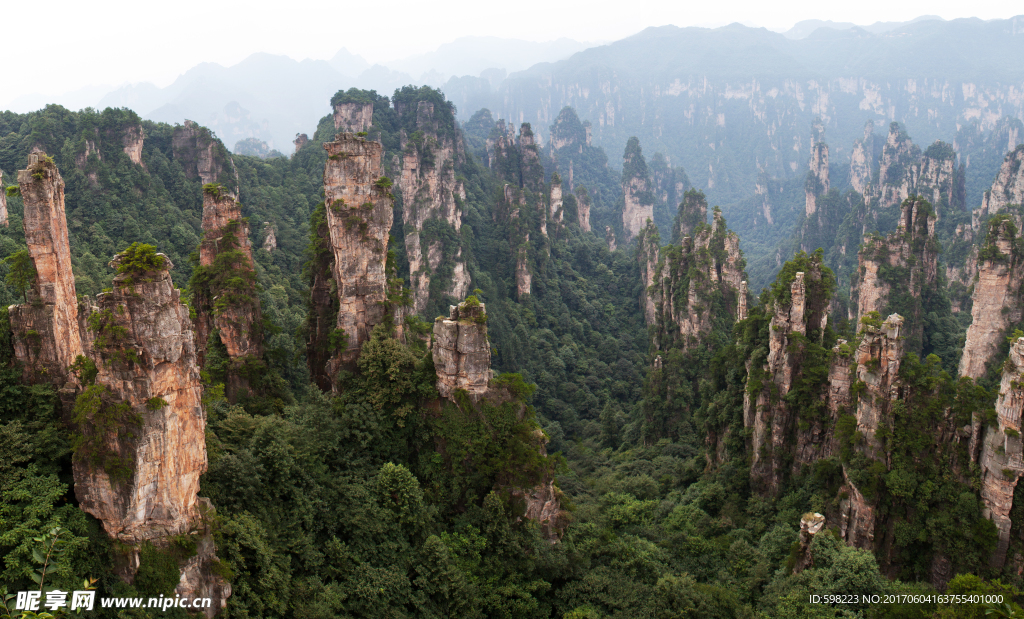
xmin=8 ymin=152 xmax=84 ymax=386
xmin=432 ymin=299 xmax=492 ymax=399
xmin=322 ymin=134 xmax=394 ymax=375
xmin=398 ymin=100 xmax=470 ymax=312
xmin=979 ymin=338 xmax=1024 ymax=568
xmin=7 ymin=153 xmax=229 ymax=614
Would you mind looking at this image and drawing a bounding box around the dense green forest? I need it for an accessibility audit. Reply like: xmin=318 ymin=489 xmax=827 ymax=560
xmin=2 ymin=88 xmax=1024 ymax=619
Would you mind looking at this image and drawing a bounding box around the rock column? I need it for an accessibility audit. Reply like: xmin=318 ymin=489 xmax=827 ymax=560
xmin=322 ymin=134 xmax=394 ymax=375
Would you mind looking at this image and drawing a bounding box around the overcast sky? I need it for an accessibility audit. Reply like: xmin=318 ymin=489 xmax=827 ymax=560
xmin=1 ymin=0 xmax=1020 ymax=106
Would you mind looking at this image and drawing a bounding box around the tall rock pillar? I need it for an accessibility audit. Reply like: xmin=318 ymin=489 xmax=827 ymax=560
xmin=193 ymin=187 xmax=264 ymax=400
xmin=621 ymin=137 xmax=653 ymax=242
xmin=322 ymin=134 xmax=394 ymax=375
xmin=8 ymin=152 xmax=84 ymax=387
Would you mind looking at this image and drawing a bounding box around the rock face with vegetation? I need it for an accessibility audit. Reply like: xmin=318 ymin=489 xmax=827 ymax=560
xmin=621 ymin=137 xmax=654 ymax=242
xmin=8 ymin=152 xmax=84 ymax=386
xmin=647 ymin=203 xmax=745 ymax=348
xmin=979 ymin=337 xmax=1024 ymax=568
xmin=398 ymin=98 xmax=470 ymax=312
xmin=575 ymin=186 xmax=592 ymax=231
xmin=849 ymin=121 xmax=876 ymax=195
xmin=4 ymin=151 xmax=229 ymax=612
xmin=804 ymin=141 xmax=829 ymax=218
xmin=745 ymin=254 xmax=833 ymax=495
xmin=321 ymin=133 xmax=394 ymax=375
xmin=976 ymin=144 xmax=1024 ymax=224
xmin=192 ymin=186 xmax=264 ymax=400
xmin=959 ymin=215 xmax=1023 ymax=379
xmin=432 ymin=298 xmax=492 ymax=399
xmin=333 ymin=99 xmax=373 ymax=132
xmin=172 ymin=120 xmax=234 ymax=189
xmin=851 ymin=197 xmax=938 ymax=333
xmin=0 ymin=170 xmax=7 ymax=227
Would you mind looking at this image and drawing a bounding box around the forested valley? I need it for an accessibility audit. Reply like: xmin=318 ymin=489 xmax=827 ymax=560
xmin=2 ymin=77 xmax=1024 ymax=619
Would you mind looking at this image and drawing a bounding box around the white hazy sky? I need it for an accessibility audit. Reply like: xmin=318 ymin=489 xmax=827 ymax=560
xmin=1 ymin=0 xmax=1020 ymax=105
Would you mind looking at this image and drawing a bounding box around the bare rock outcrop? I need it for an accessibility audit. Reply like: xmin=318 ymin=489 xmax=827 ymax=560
xmin=976 ymin=145 xmax=1024 ymax=225
xmin=853 ymin=314 xmax=905 ymax=456
xmin=398 ymin=99 xmax=470 ymax=312
xmin=122 ymin=125 xmax=144 ymax=166
xmin=1 ymin=170 xmax=8 ymax=227
xmin=322 ymin=134 xmax=394 ymax=375
xmin=794 ymin=513 xmax=826 ymax=573
xmin=75 ymin=250 xmax=230 ymax=613
xmin=649 ymin=206 xmax=745 ymax=348
xmin=805 ymin=141 xmax=829 ymax=217
xmin=172 ymin=120 xmax=229 ymax=187
xmin=432 ymin=299 xmax=492 ymax=399
xmin=333 ymin=101 xmax=374 ymax=132
xmin=8 ymin=152 xmax=84 ymax=386
xmin=959 ymin=216 xmax=1023 ymax=379
xmin=193 ymin=187 xmax=264 ymax=400
xmin=852 ymin=197 xmax=937 ymax=333
xmin=744 ymin=255 xmax=833 ymax=495
xmin=576 ymin=186 xmax=592 ymax=232
xmin=621 ymin=137 xmax=654 ymax=242
xmin=261 ymin=222 xmax=276 ymax=251
xmin=549 ymin=174 xmax=563 ymax=225
xmin=979 ymin=338 xmax=1024 ymax=568
xmin=849 ymin=121 xmax=875 ymax=195
xmin=293 ymin=133 xmax=309 ymax=153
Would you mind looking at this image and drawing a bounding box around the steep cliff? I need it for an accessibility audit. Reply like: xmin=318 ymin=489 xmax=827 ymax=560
xmin=8 ymin=152 xmax=84 ymax=387
xmin=959 ymin=215 xmax=1024 ymax=380
xmin=672 ymin=188 xmax=708 ymax=242
xmin=398 ymin=98 xmax=470 ymax=313
xmin=6 ymin=152 xmax=229 ymax=614
xmin=191 ymin=186 xmax=264 ymax=400
xmin=321 ymin=133 xmax=394 ymax=376
xmin=977 ymin=144 xmax=1024 ymax=225
xmin=744 ymin=253 xmax=834 ymax=495
xmin=75 ymin=247 xmax=230 ymax=613
xmin=851 ymin=196 xmax=938 ymax=353
xmin=621 ymin=137 xmax=654 ymax=242
xmin=549 ymin=173 xmax=563 ymax=225
xmin=333 ymin=100 xmax=374 ymax=132
xmin=0 ymin=170 xmax=8 ymax=227
xmin=172 ymin=120 xmax=235 ymax=192
xmin=849 ymin=121 xmax=876 ymax=195
xmin=804 ymin=141 xmax=829 ymax=218
xmin=877 ymin=122 xmax=922 ymax=211
xmin=432 ymin=298 xmax=492 ymax=399
xmin=978 ymin=337 xmax=1024 ymax=568
xmin=575 ymin=186 xmax=592 ymax=232
xmin=648 ymin=204 xmax=745 ymax=349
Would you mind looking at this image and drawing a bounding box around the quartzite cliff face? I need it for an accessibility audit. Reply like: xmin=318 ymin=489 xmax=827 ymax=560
xmin=432 ymin=299 xmax=492 ymax=399
xmin=194 ymin=188 xmax=264 ymax=399
xmin=979 ymin=338 xmax=1024 ymax=568
xmin=621 ymin=137 xmax=654 ymax=243
xmin=6 ymin=153 xmax=229 ymax=615
xmin=8 ymin=152 xmax=84 ymax=387
xmin=321 ymin=133 xmax=394 ymax=376
xmin=398 ymin=99 xmax=471 ymax=312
